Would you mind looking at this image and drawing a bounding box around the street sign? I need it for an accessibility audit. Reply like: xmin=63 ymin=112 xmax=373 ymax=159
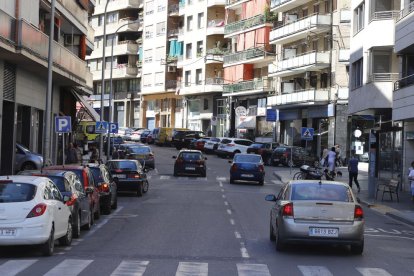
xmin=95 ymin=121 xmax=108 ymax=134
xmin=210 ymin=116 xmax=217 ymax=126
xmin=266 ymin=109 xmax=277 ymax=122
xmin=235 ymin=106 xmax=247 ymax=117
xmin=55 ymin=116 xmax=71 ymax=133
xmin=301 ymin=127 xmax=314 ymax=141
xmin=109 ymin=122 xmax=119 ymax=134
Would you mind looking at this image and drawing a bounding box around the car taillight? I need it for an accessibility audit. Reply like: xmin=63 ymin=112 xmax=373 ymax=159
xmin=148 ymin=153 xmax=154 ymax=159
xmin=227 ymin=143 xmax=235 ymax=147
xmin=283 ymin=152 xmax=289 ymax=158
xmin=176 ymin=158 xmax=184 ymax=164
xmin=354 ymin=206 xmax=364 ymax=220
xmin=258 ymin=164 xmax=264 ymax=172
xmin=115 ymin=169 xmax=123 ymax=173
xmin=258 ymin=149 xmax=264 ymax=154
xmin=66 ymin=194 xmax=77 ymax=206
xmin=196 ymin=160 xmax=204 ymax=165
xmin=128 ymin=174 xmax=140 ymax=179
xmin=27 ymin=203 xmax=47 ymax=218
xmin=282 ymin=203 xmax=294 ymax=217
xmin=99 ymin=183 xmax=110 ymax=193
xmin=231 ymin=164 xmax=237 ymax=172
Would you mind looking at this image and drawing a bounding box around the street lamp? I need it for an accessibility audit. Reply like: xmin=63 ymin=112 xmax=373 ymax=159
xmin=290 ymin=122 xmax=295 ymax=175
xmin=106 ymin=19 xmax=141 ymax=159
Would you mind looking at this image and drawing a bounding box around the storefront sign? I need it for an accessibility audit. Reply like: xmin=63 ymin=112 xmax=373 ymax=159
xmin=235 ymin=106 xmax=247 ymax=117
xmin=266 ymin=109 xmax=277 ymax=122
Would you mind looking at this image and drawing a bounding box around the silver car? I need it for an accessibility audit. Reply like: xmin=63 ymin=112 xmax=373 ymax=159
xmin=15 ymin=143 xmax=44 ymax=172
xmin=265 ymin=180 xmax=364 ymax=254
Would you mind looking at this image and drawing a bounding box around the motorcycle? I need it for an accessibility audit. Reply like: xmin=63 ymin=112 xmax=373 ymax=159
xmin=294 ymin=165 xmax=342 ymax=181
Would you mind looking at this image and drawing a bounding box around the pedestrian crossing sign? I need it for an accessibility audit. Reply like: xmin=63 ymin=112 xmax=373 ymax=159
xmin=95 ymin=121 xmax=108 ymax=134
xmin=301 ymin=127 xmax=314 ymax=141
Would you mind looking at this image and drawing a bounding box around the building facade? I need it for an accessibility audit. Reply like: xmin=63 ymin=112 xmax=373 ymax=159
xmin=0 ymin=0 xmax=93 ymax=174
xmin=267 ymin=0 xmax=351 ymax=157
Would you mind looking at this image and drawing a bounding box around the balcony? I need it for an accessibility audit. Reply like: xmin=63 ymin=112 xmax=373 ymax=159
xmin=0 ymin=9 xmax=16 ymax=46
xmin=91 ymin=64 xmax=141 ymax=81
xmin=338 ymin=49 xmax=350 ymax=63
xmin=224 ymin=14 xmax=272 ymax=37
xmin=348 ymin=73 xmax=398 ymax=114
xmin=168 ymin=28 xmax=179 ymax=38
xmin=270 ymin=0 xmax=309 ymax=14
xmin=207 ymin=19 xmax=225 ymax=36
xmin=269 ymin=51 xmax=330 ymax=77
xmin=87 ymin=40 xmax=139 ymax=59
xmin=94 ymin=0 xmax=143 ymax=14
xmin=393 ymin=74 xmax=414 ymax=121
xmin=205 ymin=48 xmax=228 ymax=64
xmin=223 ymin=46 xmax=275 ymax=67
xmin=369 ymin=10 xmax=400 ymax=22
xmin=267 ymin=89 xmax=329 ymax=106
xmin=395 ymin=2 xmax=414 ymax=53
xmin=223 ymin=78 xmax=272 ymax=96
xmin=225 ymin=0 xmax=249 ymax=10
xmin=94 ymin=18 xmax=142 ymax=36
xmin=208 ymin=0 xmax=226 ymax=7
xmin=168 ymin=4 xmax=179 ymax=16
xmin=270 ymin=13 xmax=331 ymax=45
xmin=180 ymin=78 xmax=224 ymax=95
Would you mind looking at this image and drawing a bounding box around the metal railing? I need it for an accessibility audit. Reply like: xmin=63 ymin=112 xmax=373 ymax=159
xmin=0 ymin=9 xmax=16 ymax=43
xmin=368 ymin=73 xmax=399 ymax=83
xmin=224 ymin=14 xmax=271 ymax=35
xmin=168 ymin=29 xmax=179 ymax=37
xmin=370 ymin=11 xmax=400 ymax=22
xmin=223 ymin=78 xmax=271 ymax=93
xmin=270 ymin=51 xmax=330 ymax=74
xmin=226 ymin=0 xmax=246 ymax=6
xmin=394 ymin=74 xmax=414 ymax=91
xmin=223 ymin=46 xmax=274 ymax=65
xmin=274 ymin=89 xmax=329 ymax=105
xmin=166 ymin=80 xmax=178 ymax=89
xmin=270 ymin=0 xmax=292 ymax=9
xmin=207 ymin=19 xmax=225 ymax=28
xmin=205 ymin=78 xmax=224 ymax=85
xmin=398 ymin=1 xmax=414 ymax=21
xmin=168 ymin=4 xmax=179 ymax=15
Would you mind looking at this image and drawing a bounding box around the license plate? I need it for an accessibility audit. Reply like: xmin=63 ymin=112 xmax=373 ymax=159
xmin=273 ymin=158 xmax=279 ymax=162
xmin=241 ymin=174 xmax=254 ymax=177
xmin=185 ymin=167 xmax=196 ymax=171
xmin=0 ymin=228 xmax=16 ymax=236
xmin=136 ymin=155 xmax=145 ymax=159
xmin=309 ymin=227 xmax=338 ymax=237
xmin=113 ymin=174 xmax=126 ymax=179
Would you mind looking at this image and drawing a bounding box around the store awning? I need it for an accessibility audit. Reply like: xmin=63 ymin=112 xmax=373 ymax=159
xmin=237 ymin=116 xmax=256 ymax=129
xmin=71 ymin=88 xmax=100 ymax=121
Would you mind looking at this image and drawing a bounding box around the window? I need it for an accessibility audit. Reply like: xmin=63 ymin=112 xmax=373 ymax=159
xmin=197 ymin=12 xmax=204 ymax=29
xmin=352 ymin=58 xmax=363 ymax=89
xmin=147 ymin=100 xmax=155 ymax=110
xmin=129 ymin=79 xmax=140 ymax=91
xmin=372 ymin=50 xmax=391 ymax=74
xmin=314 ymin=4 xmax=319 ymax=14
xmin=143 ymin=73 xmax=152 ymax=87
xmin=312 ymin=40 xmax=318 ymax=51
xmin=186 ymin=43 xmax=192 ymax=59
xmin=155 ymin=46 xmax=165 ymax=61
xmin=217 ymin=99 xmax=226 ymax=115
xmin=258 ymin=98 xmax=266 ymax=108
xmin=145 ymin=25 xmax=153 ymax=39
xmin=157 ymin=4 xmax=165 ymax=12
xmin=156 ymin=22 xmax=166 ymax=36
xmin=155 ymin=72 xmax=164 ymax=86
xmin=196 ymin=69 xmax=202 ymax=85
xmin=187 ymin=15 xmax=193 ymax=31
xmin=324 ymin=0 xmax=330 ymax=13
xmin=320 ymin=73 xmax=328 ymax=88
xmin=324 ymin=36 xmax=330 ymax=51
xmin=302 ymin=8 xmax=308 ymax=17
xmin=146 ymin=0 xmax=154 ymax=15
xmin=106 ymin=34 xmax=116 ymax=47
xmin=185 ymin=70 xmax=191 ymax=86
xmin=203 ymin=98 xmax=208 ymax=110
xmin=144 ymin=49 xmax=153 ymax=63
xmin=354 ymin=2 xmax=365 ymax=34
xmin=107 ymin=12 xmax=118 ymax=24
xmin=187 ymin=0 xmax=193 ymax=4
xmin=116 ymin=80 xmax=127 ymax=92
xmin=196 ymin=41 xmax=203 ymax=57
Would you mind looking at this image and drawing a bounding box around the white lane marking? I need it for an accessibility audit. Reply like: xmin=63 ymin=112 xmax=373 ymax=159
xmin=222 ymin=195 xmax=226 ymax=199
xmin=364 ymin=234 xmax=414 ymax=241
xmin=64 ymin=247 xmax=72 ymax=251
xmin=84 ymin=206 xmax=124 ymax=237
xmin=227 ymin=209 xmax=232 ymax=215
xmin=147 ymin=175 xmax=152 ymax=179
xmin=272 ymin=180 xmax=281 ymax=185
xmin=221 ymin=188 xmax=225 ymax=192
xmin=240 ymin=242 xmax=249 ymax=258
xmin=160 ymin=175 xmax=170 ymax=180
xmin=154 ymin=168 xmax=159 ymax=174
xmin=224 ymin=201 xmax=228 ymax=206
xmin=298 ymin=266 xmax=333 ymax=276
xmin=356 ymin=268 xmax=392 ymax=276
xmin=216 ymin=177 xmax=226 ymax=181
xmin=235 ymin=231 xmax=241 ymax=239
xmin=237 ymin=264 xmax=270 ymax=276
xmin=219 ymin=182 xmax=223 ymax=187
xmin=230 ymin=219 xmax=235 ymax=225
xmin=0 ymin=259 xmax=38 ymax=276
xmin=110 ymin=260 xmax=149 ymax=276
xmin=175 ymin=262 xmax=208 ymax=276
xmin=44 ymin=259 xmax=93 ymax=276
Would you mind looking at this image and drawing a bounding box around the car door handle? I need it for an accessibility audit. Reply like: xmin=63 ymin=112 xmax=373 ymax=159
xmin=58 ymin=207 xmax=62 ymax=210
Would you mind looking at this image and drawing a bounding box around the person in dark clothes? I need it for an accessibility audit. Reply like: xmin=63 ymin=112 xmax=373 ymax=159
xmin=348 ymin=150 xmax=360 ymax=193
xmin=66 ymin=143 xmax=78 ymax=164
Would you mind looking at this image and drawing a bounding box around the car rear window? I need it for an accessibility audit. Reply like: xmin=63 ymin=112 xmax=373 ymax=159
xmin=291 ymin=183 xmax=352 ymax=202
xmin=0 ymin=182 xmax=37 ymax=202
xmin=180 ymin=152 xmax=202 ymax=160
xmin=45 ymin=176 xmax=68 ymax=192
xmin=210 ymin=138 xmax=220 ymax=142
xmin=129 ymin=147 xmax=151 ymax=154
xmin=107 ymin=161 xmax=138 ymax=171
xmin=70 ymin=170 xmax=84 ymax=185
xmin=274 ymin=147 xmax=287 ymax=152
xmin=221 ymin=139 xmax=232 ymax=144
xmin=234 ymin=155 xmax=261 ymax=163
xmin=89 ymin=167 xmax=102 ymax=184
xmin=250 ymin=143 xmax=265 ymax=148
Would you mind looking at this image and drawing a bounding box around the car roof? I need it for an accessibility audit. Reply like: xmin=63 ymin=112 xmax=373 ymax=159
xmin=47 ymin=165 xmax=87 ymax=170
xmin=0 ymin=175 xmax=49 ymax=186
xmin=288 ymin=180 xmax=349 ymax=188
xmin=234 ymin=153 xmax=261 ymax=158
xmin=179 ymin=149 xmax=202 ymax=153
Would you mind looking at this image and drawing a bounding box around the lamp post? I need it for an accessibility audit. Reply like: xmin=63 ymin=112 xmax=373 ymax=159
xmin=290 ymin=122 xmax=295 ymax=175
xmin=107 ymin=19 xmax=141 ymax=159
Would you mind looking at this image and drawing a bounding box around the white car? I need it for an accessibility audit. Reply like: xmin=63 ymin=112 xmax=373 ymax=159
xmin=0 ymin=176 xmax=73 ymax=256
xmin=130 ymin=129 xmax=149 ymax=142
xmin=117 ymin=127 xmax=133 ymax=141
xmin=216 ymin=138 xmax=253 ymax=158
xmin=203 ymin=137 xmax=225 ymax=154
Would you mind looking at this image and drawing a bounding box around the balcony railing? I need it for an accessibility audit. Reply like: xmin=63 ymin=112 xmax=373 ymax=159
xmin=0 ymin=9 xmax=16 ymax=43
xmin=205 ymin=78 xmax=224 ymax=85
xmin=394 ymin=74 xmax=414 ymax=91
xmin=166 ymin=80 xmax=178 ymax=89
xmin=270 ymin=0 xmax=291 ymax=9
xmin=168 ymin=29 xmax=179 ymax=37
xmin=226 ymin=0 xmax=247 ymax=6
xmin=224 ymin=14 xmax=271 ymax=35
xmin=57 ymin=0 xmax=88 ymax=25
xmin=370 ymin=11 xmax=400 ymax=22
xmin=398 ymin=1 xmax=414 ymax=21
xmin=368 ymin=73 xmax=399 ymax=83
xmin=272 ymin=89 xmax=329 ymax=105
xmin=168 ymin=4 xmax=179 ymax=15
xmin=270 ymin=51 xmax=330 ymax=74
xmin=223 ymin=46 xmax=274 ymax=65
xmin=223 ymin=78 xmax=271 ymax=93
xmin=270 ymin=13 xmax=331 ymax=42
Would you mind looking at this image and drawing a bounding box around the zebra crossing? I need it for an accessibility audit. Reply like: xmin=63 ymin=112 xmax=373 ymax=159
xmin=147 ymin=174 xmax=280 ymax=185
xmin=0 ymin=259 xmax=397 ymax=276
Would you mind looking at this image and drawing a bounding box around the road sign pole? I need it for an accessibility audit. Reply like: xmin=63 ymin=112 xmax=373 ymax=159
xmin=62 ymin=133 xmax=65 ymax=166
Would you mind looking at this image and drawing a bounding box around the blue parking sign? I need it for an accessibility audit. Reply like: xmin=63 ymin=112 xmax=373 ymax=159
xmin=55 ymin=116 xmax=71 ymax=133
xmin=109 ymin=123 xmax=119 ymax=134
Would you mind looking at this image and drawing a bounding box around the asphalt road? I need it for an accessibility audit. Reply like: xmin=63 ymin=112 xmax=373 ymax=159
xmin=1 ymin=145 xmax=414 ymax=276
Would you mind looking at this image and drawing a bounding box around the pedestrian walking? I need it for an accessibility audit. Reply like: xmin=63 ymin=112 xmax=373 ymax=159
xmin=408 ymin=161 xmax=414 ymax=201
xmin=66 ymin=143 xmax=78 ymax=164
xmin=74 ymin=143 xmax=82 ymax=163
xmin=89 ymin=144 xmax=99 ymax=163
xmin=320 ymin=147 xmax=328 ymax=167
xmin=348 ymin=150 xmax=360 ymax=193
xmin=335 ymin=144 xmax=343 ymax=167
xmin=327 ymin=147 xmax=336 ymax=173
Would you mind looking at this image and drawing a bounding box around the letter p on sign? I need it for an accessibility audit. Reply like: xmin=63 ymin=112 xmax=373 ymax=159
xmin=55 ymin=116 xmax=71 ymax=133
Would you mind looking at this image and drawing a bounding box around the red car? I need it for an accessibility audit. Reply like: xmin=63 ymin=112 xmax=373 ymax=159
xmin=192 ymin=138 xmax=211 ymax=151
xmin=47 ymin=165 xmax=101 ymax=221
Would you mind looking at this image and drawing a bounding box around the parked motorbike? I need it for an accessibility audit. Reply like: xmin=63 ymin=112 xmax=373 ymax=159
xmin=294 ymin=165 xmax=342 ymax=181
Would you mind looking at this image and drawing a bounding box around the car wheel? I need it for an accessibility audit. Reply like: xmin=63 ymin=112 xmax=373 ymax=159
xmin=59 ymin=219 xmax=73 ymax=246
xmin=173 ymin=170 xmax=178 ymax=177
xmin=83 ymin=210 xmax=93 ymax=230
xmin=102 ymin=196 xmax=111 ymax=215
xmin=269 ymin=221 xmax=276 ymax=241
xmin=275 ymin=227 xmax=285 ymax=252
xmin=94 ymin=203 xmax=101 ymax=220
xmin=136 ymin=182 xmax=143 ymax=197
xmin=230 ymin=177 xmax=235 ymax=184
xmin=351 ymin=240 xmax=364 ymax=255
xmin=259 ymin=179 xmax=264 ymax=186
xmin=41 ymin=226 xmax=54 ymax=256
xmin=21 ymin=162 xmax=36 ymax=171
xmin=142 ymin=180 xmax=149 ymax=193
xmin=73 ymin=212 xmax=81 ymax=238
xmin=201 ymin=170 xmax=206 ymax=177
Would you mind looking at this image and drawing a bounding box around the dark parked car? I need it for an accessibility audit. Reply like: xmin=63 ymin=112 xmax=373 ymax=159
xmin=271 ymin=146 xmax=319 ymax=167
xmin=18 ymin=170 xmax=93 ymax=237
xmin=88 ymin=163 xmax=118 ymax=214
xmin=140 ymin=130 xmax=152 ymax=143
xmin=47 ymin=165 xmax=101 ymax=220
xmin=106 ymin=159 xmax=149 ymax=197
xmin=126 ymin=146 xmax=155 ymax=169
xmin=173 ymin=150 xmax=207 ymax=177
xmin=229 ymin=153 xmax=265 ymax=185
xmin=247 ymin=142 xmax=280 ymax=165
xmin=172 ymin=130 xmax=205 ymax=150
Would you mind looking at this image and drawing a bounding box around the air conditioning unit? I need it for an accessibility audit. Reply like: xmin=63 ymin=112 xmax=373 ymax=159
xmin=167 ymin=66 xmax=176 ymax=73
xmin=64 ymin=35 xmax=80 ymax=46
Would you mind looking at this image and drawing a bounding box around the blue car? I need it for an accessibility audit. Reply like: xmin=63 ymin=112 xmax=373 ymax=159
xmin=229 ymin=154 xmax=265 ymax=185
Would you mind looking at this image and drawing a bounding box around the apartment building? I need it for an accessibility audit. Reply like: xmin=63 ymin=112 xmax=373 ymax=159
xmin=177 ymin=0 xmax=226 ymax=134
xmin=87 ymin=0 xmax=143 ymax=127
xmin=139 ymin=0 xmax=183 ymax=129
xmin=393 ymin=0 xmax=414 ymax=187
xmin=266 ymin=0 xmax=351 ymax=156
xmin=0 ymin=0 xmax=94 ymax=174
xmin=223 ymin=0 xmax=275 ymax=139
xmin=349 ymin=0 xmax=401 ymax=182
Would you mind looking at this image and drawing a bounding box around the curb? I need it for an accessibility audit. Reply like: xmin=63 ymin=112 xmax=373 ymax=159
xmin=385 ymin=212 xmax=414 ymax=227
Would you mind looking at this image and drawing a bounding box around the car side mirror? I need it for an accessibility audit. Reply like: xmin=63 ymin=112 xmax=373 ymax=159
xmin=172 ymin=156 xmax=177 ymax=159
xmin=63 ymin=195 xmax=70 ymax=203
xmin=228 ymin=160 xmax=232 ymax=164
xmin=265 ymin=194 xmax=277 ymax=202
xmin=85 ymin=187 xmax=94 ymax=195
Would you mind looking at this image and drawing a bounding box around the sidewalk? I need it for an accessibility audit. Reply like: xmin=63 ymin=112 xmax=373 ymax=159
xmin=273 ymin=163 xmax=414 ymax=227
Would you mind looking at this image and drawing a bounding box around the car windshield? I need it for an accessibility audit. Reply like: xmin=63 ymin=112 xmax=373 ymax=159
xmin=89 ymin=167 xmax=103 ymax=183
xmin=180 ymin=152 xmax=202 ymax=160
xmin=250 ymin=143 xmax=265 ymax=148
xmin=291 ymin=183 xmax=352 ymax=202
xmin=0 ymin=182 xmax=37 ymax=203
xmin=107 ymin=161 xmax=138 ymax=171
xmin=17 ymin=144 xmax=31 ymax=153
xmin=221 ymin=139 xmax=232 ymax=144
xmin=45 ymin=176 xmax=68 ymax=192
xmin=69 ymin=170 xmax=84 ymax=185
xmin=129 ymin=147 xmax=151 ymax=154
xmin=234 ymin=155 xmax=261 ymax=163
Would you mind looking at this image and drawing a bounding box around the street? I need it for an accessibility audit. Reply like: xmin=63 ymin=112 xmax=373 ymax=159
xmin=1 ymin=145 xmax=414 ymax=276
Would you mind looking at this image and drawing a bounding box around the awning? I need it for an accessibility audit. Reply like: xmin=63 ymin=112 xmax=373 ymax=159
xmin=71 ymin=89 xmax=100 ymax=121
xmin=237 ymin=116 xmax=256 ymax=129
